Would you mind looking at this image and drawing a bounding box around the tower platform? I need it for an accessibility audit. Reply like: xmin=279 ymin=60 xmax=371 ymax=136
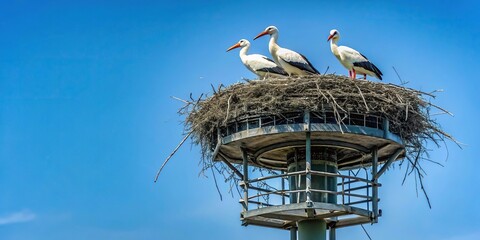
xmin=214 ymin=111 xmax=404 ymax=170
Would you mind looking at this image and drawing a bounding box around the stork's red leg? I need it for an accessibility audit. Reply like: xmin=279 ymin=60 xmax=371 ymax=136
xmin=363 ymin=74 xmax=367 ymax=80
xmin=348 ymin=70 xmax=352 ymax=78
xmin=352 ymin=69 xmax=357 ymax=79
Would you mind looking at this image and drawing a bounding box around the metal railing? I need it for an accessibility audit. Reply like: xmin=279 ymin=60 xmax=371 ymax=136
xmin=232 ymin=111 xmax=392 ymax=225
xmin=222 ymin=111 xmax=385 ymax=137
xmin=240 ymin=168 xmax=377 ymax=213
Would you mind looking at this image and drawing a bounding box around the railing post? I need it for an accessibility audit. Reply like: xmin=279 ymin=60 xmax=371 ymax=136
xmin=371 ymin=147 xmax=379 ymax=223
xmin=383 ymin=118 xmax=389 ymax=138
xmin=242 ymin=147 xmax=249 ymax=212
xmin=281 ymin=170 xmax=286 ymax=205
xmin=304 ymin=111 xmax=312 ymax=206
xmin=295 ymin=148 xmax=300 ymax=203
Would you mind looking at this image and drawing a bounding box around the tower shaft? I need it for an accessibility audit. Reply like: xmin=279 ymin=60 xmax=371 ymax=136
xmin=288 ymin=146 xmax=337 ymax=240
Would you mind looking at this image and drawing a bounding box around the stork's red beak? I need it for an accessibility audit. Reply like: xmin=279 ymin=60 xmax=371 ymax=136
xmin=254 ymin=31 xmax=269 ymax=40
xmin=226 ymin=43 xmax=241 ymax=52
xmin=327 ymin=34 xmax=334 ymax=41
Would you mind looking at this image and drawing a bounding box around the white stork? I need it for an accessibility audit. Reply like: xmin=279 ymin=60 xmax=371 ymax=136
xmin=227 ymin=39 xmax=288 ymax=78
xmin=327 ymin=29 xmax=383 ymax=80
xmin=254 ymin=26 xmax=320 ymax=76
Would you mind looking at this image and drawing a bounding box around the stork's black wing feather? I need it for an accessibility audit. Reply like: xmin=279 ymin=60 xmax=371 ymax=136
xmin=353 ymin=61 xmax=383 ymax=80
xmin=261 ymin=56 xmax=276 ymax=63
xmin=359 ymin=52 xmax=369 ymax=60
xmin=257 ymin=66 xmax=288 ymax=76
xmin=280 ymin=54 xmax=319 ymax=74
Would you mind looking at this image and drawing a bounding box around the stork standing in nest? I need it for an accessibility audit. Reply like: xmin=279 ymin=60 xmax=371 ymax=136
xmin=254 ymin=26 xmax=320 ymax=76
xmin=227 ymin=39 xmax=288 ymax=79
xmin=328 ymin=29 xmax=383 ymax=80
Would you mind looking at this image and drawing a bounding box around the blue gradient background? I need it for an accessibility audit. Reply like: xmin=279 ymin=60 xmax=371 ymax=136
xmin=1 ymin=1 xmax=479 ymax=239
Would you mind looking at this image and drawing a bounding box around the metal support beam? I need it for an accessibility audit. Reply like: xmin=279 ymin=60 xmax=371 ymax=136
xmin=211 ymin=141 xmax=222 ymax=162
xmin=242 ymin=147 xmax=249 ymax=212
xmin=328 ymin=218 xmax=337 ymax=240
xmin=371 ymin=147 xmax=379 ymax=223
xmin=212 ymin=128 xmax=223 ymax=161
xmin=298 ymin=220 xmax=326 ymax=240
xmin=374 ymin=148 xmax=403 ymax=179
xmin=290 ymin=227 xmax=297 ymax=240
xmin=329 ymin=227 xmax=336 ymax=240
xmin=218 ymin=152 xmax=243 ymax=179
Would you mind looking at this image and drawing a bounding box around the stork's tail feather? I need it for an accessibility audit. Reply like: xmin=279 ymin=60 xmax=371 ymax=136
xmin=353 ymin=61 xmax=383 ymax=80
xmin=371 ymin=63 xmax=383 ymax=80
xmin=300 ymin=54 xmax=320 ymax=74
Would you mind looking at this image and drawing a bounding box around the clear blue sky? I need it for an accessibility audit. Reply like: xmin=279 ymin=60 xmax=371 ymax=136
xmin=1 ymin=0 xmax=479 ymax=239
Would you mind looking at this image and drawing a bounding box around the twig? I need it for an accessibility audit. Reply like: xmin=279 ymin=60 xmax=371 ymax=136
xmin=427 ymin=102 xmax=454 ymax=116
xmin=154 ymin=130 xmax=193 ymax=182
xmin=354 ymin=82 xmax=370 ymax=112
xmin=361 ymin=224 xmax=372 ymax=240
xmin=429 ymin=112 xmax=449 ymax=116
xmin=325 ymin=90 xmax=346 ymax=133
xmin=217 ymin=83 xmax=225 ymax=93
xmin=210 ymin=165 xmax=223 ymax=201
xmin=315 ymin=82 xmax=329 ymax=101
xmin=405 ymin=101 xmax=409 ymax=121
xmin=408 ymin=150 xmax=422 ymax=176
xmin=401 ymin=160 xmax=411 ymax=185
xmin=417 ymin=167 xmax=432 ymax=209
xmin=421 ymin=157 xmax=445 ymax=167
xmin=171 ymin=96 xmax=191 ymax=104
xmin=406 ymin=155 xmax=432 ymax=208
xmin=211 ymin=83 xmax=217 ymax=94
xmin=386 ymin=83 xmax=435 ymax=98
xmin=323 ymin=66 xmax=330 ymax=75
xmin=392 ymin=66 xmax=408 ymax=85
xmin=326 ymin=90 xmax=347 ymax=113
xmin=223 ymin=94 xmax=233 ymax=125
xmin=429 ymin=89 xmax=443 ymax=94
xmin=414 ymin=169 xmax=419 ymax=197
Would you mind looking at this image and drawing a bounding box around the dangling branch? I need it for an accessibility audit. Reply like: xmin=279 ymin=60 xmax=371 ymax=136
xmin=154 ymin=128 xmax=195 ymax=182
xmin=361 ymin=224 xmax=373 ymax=240
xmin=210 ymin=164 xmax=223 ymax=201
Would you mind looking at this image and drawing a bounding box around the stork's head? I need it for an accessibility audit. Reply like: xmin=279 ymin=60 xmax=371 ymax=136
xmin=327 ymin=29 xmax=340 ymax=42
xmin=254 ymin=26 xmax=278 ymax=40
xmin=226 ymin=39 xmax=250 ymax=52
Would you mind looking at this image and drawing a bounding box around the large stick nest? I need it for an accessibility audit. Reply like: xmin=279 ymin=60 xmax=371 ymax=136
xmin=174 ymin=74 xmax=457 ymax=206
xmin=183 ymin=75 xmax=453 ymax=156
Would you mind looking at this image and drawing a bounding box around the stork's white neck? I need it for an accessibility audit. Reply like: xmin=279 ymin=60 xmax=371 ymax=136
xmin=268 ymin=33 xmax=280 ymax=64
xmin=330 ymin=38 xmax=340 ymax=58
xmin=239 ymin=44 xmax=249 ymax=59
xmin=269 ymin=32 xmax=280 ymax=50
